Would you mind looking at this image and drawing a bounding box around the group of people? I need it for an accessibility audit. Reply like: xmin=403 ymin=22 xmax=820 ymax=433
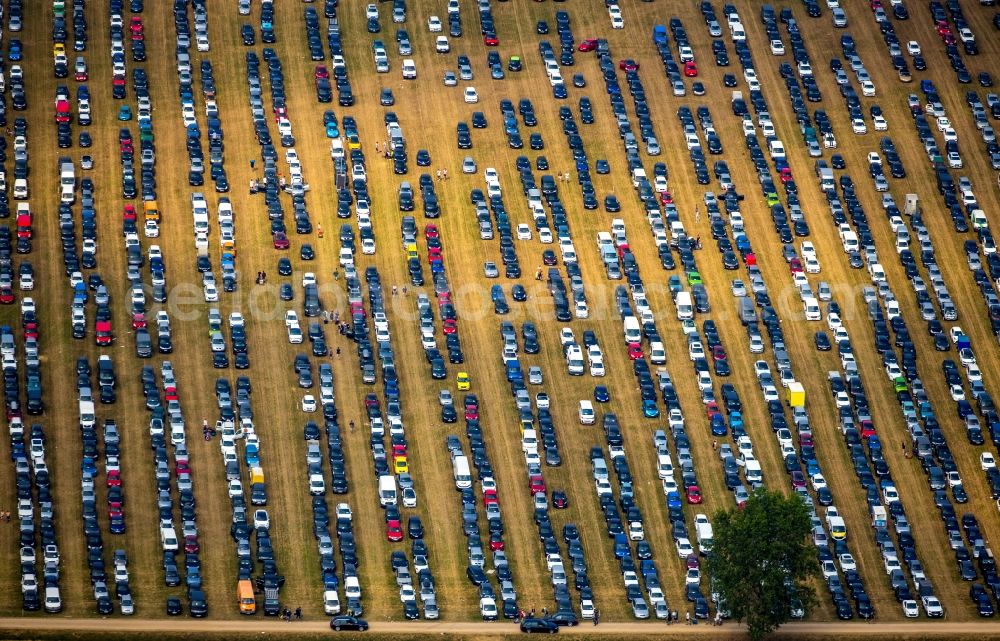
xmin=255 ymin=271 xmax=267 ymax=285
xmin=280 ymin=606 xmax=302 ymax=621
xmin=374 ymin=140 xmax=395 ymax=160
xmin=0 ymin=510 xmax=10 ymax=522
xmin=435 ymin=169 xmax=450 ymax=181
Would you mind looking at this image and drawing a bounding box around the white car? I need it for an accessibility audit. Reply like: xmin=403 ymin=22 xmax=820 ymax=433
xmin=838 ymin=553 xmax=857 ymax=571
xmin=203 ymin=282 xmax=218 ymax=302
xmin=902 ymin=600 xmax=919 ymax=617
xmin=922 ymin=596 xmax=943 ymax=618
xmin=675 ymin=537 xmax=694 ymax=558
xmin=435 ymin=35 xmax=450 ymax=53
xmin=769 ymin=39 xmax=785 ymax=55
xmin=516 ymin=224 xmax=532 ymax=240
xmin=427 ymin=15 xmax=442 ymax=32
xmin=872 ymin=115 xmax=888 ymax=131
xmin=851 ymin=118 xmax=867 ymax=135
xmin=907 ymin=41 xmax=921 ymax=56
xmin=463 ymin=87 xmax=478 ymax=103
xmin=302 ymin=395 xmax=317 ymax=412
xmin=982 ymin=453 xmax=997 ymax=471
xmin=253 ymin=509 xmax=270 ymax=530
xmin=610 ymin=14 xmax=624 ymax=28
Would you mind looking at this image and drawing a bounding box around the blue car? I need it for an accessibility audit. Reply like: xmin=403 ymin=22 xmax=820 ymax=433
xmin=325 ymin=122 xmax=339 ymax=138
xmin=594 ymin=385 xmax=610 ymax=403
xmin=666 ymin=491 xmax=682 ymax=509
xmin=118 ymin=105 xmax=132 ymax=121
xmin=710 ymin=414 xmax=728 ymax=436
xmin=642 ymin=399 xmax=660 ymax=418
xmin=8 ymin=40 xmax=22 ymax=61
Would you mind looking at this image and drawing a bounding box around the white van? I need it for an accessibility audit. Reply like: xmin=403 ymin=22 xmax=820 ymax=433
xmin=323 ymin=590 xmax=341 ymax=615
xmin=344 ymin=576 xmax=362 ymax=600
xmin=452 ymin=455 xmax=472 ymax=489
xmin=803 ymin=296 xmax=821 ymax=321
xmin=13 ymin=177 xmax=28 ymax=199
xmin=160 ymin=526 xmax=179 ymax=551
xmin=675 ymin=292 xmax=693 ymax=320
xmin=695 ymin=514 xmax=714 ymax=555
xmin=578 ymin=400 xmax=595 ymax=425
xmin=78 ymin=400 xmax=96 ymax=429
xmin=769 ymin=139 xmax=786 ymax=159
xmin=622 ymin=316 xmax=641 ymax=343
xmin=745 ymin=459 xmax=763 ymax=485
xmin=378 ymin=474 xmax=398 ymax=506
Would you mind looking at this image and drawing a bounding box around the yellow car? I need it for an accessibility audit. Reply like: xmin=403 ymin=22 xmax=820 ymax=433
xmin=393 ymin=457 xmax=409 ymax=474
xmin=53 ymin=43 xmax=66 ymax=57
xmin=456 ymin=372 xmax=470 ymax=390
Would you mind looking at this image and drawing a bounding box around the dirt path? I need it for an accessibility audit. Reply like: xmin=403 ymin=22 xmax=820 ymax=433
xmin=0 ymin=616 xmax=997 ymax=637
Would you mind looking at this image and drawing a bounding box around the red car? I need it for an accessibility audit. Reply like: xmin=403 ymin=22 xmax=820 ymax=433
xmin=132 ymin=313 xmax=146 ymax=330
xmin=619 ymin=59 xmax=639 ymax=72
xmin=578 ymin=39 xmax=598 ymax=52
xmin=779 ymin=167 xmax=793 ymax=182
xmin=659 ymin=191 xmax=674 ymax=204
xmin=442 ymin=318 xmax=458 ymax=334
xmin=489 ymin=534 xmax=505 ymax=551
xmin=424 ymin=224 xmax=439 ymax=239
xmin=0 ymin=286 xmax=14 ymax=304
xmin=711 ymin=345 xmax=727 ymax=361
xmin=686 ymin=485 xmax=703 ymax=504
xmin=683 ymin=61 xmax=698 ymax=77
xmin=386 ymin=520 xmax=404 ymax=542
xmin=860 ymin=420 xmax=877 ymax=438
xmin=483 ymin=34 xmax=499 ymax=46
xmin=790 ymin=471 xmax=807 ymax=489
xmin=184 ymin=535 xmax=200 ymax=554
xmin=272 ymin=231 xmax=289 ymax=249
xmin=465 ymin=404 xmax=479 ymax=420
xmin=106 ymin=470 xmax=122 ymax=487
xmin=122 ymin=204 xmax=137 ymax=221
xmin=483 ymin=489 xmax=499 ymax=505
xmin=75 ymin=68 xmax=88 ymax=82
xmin=314 ymin=65 xmax=329 ymax=79
xmin=626 ymin=342 xmax=643 ymax=360
xmin=704 ymin=401 xmax=721 ymax=420
xmin=528 ymin=475 xmax=546 ymax=494
xmin=789 ymin=258 xmax=803 ymax=273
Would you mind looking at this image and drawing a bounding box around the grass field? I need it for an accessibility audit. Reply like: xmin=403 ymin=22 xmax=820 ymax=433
xmin=2 ymin=0 xmax=1000 ymax=629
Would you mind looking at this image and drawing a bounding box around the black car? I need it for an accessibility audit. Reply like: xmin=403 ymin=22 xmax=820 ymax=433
xmin=330 ymin=615 xmax=368 ymax=631
xmin=166 ymin=597 xmax=182 ymax=615
xmin=520 ymin=617 xmax=559 ymax=633
xmin=815 ymin=331 xmax=831 ymax=351
xmin=241 ymin=24 xmax=255 ymax=45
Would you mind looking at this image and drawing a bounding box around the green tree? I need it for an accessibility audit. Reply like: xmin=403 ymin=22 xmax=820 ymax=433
xmin=706 ymin=488 xmax=819 ymax=641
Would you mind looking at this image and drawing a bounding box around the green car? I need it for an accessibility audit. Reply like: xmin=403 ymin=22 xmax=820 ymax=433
xmin=893 ymin=377 xmax=908 ymax=393
xmin=765 ymin=192 xmax=780 ymax=207
xmin=687 ymin=271 xmax=702 ymax=286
